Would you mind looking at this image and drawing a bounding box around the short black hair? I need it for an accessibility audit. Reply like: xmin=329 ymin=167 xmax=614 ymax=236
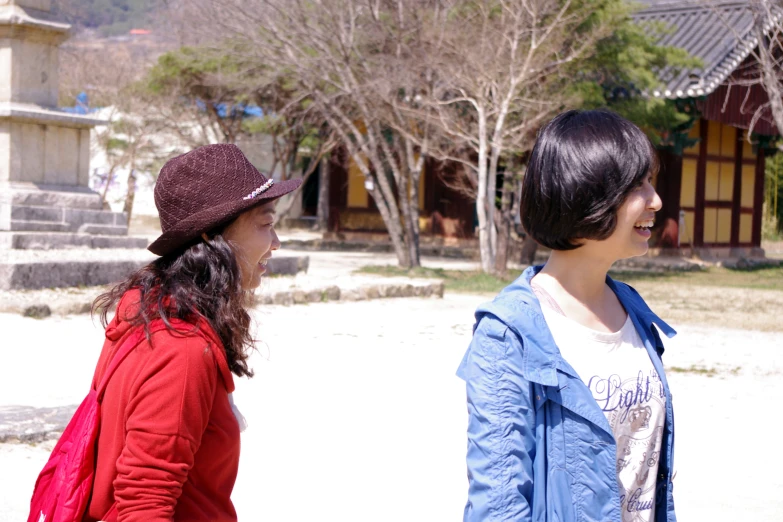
xmin=520 ymin=109 xmax=659 ymax=251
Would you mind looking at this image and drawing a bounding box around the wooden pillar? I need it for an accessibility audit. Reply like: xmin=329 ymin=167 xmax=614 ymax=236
xmin=752 ymin=147 xmax=766 ymax=247
xmin=424 ymin=158 xmax=436 ymax=215
xmin=654 ymin=148 xmax=683 ymax=248
xmin=328 ymin=148 xmax=348 ymax=232
xmin=730 ymin=127 xmax=743 ymax=247
xmin=693 ymin=118 xmax=708 ymax=247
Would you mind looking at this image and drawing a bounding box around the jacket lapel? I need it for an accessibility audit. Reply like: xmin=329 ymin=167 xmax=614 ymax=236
xmin=476 ymin=267 xmax=678 ymax=440
xmin=477 ymin=267 xmax=615 ymax=437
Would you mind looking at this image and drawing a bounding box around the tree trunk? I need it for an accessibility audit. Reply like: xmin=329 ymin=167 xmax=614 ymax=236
xmin=408 ymin=172 xmax=422 ymax=268
xmin=316 ymin=155 xmax=330 ymax=231
xmin=368 ymin=180 xmax=410 ymax=267
xmin=397 ymin=169 xmax=422 ymax=268
xmin=123 ymin=168 xmax=137 ymax=224
xmin=488 ymin=151 xmax=500 ymax=266
xmin=310 ymin=91 xmax=411 ymax=267
xmin=100 ymin=165 xmax=117 ymax=209
xmin=493 ymin=167 xmax=515 ymax=276
xmin=520 ymin=236 xmax=539 ymax=266
xmin=476 ymin=109 xmax=493 ymax=272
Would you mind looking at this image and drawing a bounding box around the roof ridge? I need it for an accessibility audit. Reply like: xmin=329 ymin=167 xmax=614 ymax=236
xmin=632 ymin=0 xmax=783 ymax=99
xmin=638 ymin=2 xmax=750 ymax=16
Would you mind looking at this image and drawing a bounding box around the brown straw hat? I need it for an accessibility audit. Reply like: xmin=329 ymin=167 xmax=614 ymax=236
xmin=148 ymin=144 xmax=302 ymax=256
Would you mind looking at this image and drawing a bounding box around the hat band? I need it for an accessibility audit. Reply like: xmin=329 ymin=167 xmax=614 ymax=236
xmin=243 ymin=179 xmax=275 ymax=200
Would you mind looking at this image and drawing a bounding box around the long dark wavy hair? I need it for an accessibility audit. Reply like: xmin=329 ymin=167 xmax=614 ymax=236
xmin=92 ymin=231 xmax=255 ymax=378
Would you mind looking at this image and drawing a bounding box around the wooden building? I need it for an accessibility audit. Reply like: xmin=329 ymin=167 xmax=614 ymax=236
xmin=301 ymin=149 xmax=475 ymax=241
xmin=636 ymin=0 xmax=780 ymax=256
xmin=309 ymin=0 xmax=780 ymax=255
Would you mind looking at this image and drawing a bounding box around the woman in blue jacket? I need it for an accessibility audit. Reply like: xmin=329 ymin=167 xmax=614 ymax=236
xmin=458 ymin=110 xmax=678 ymax=522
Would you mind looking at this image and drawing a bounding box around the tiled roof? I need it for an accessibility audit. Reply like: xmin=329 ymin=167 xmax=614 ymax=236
xmin=633 ymin=1 xmax=782 ymax=99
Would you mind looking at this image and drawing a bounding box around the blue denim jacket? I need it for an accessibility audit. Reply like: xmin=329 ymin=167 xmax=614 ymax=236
xmin=457 ymin=266 xmax=677 ymax=522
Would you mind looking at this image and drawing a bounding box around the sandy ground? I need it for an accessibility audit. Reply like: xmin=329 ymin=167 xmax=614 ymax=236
xmin=1 ymin=294 xmax=781 ymax=521
xmin=631 ymin=282 xmax=783 ymax=332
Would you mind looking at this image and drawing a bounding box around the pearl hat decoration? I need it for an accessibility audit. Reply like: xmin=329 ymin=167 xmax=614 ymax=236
xmin=243 ymin=179 xmax=275 ymax=200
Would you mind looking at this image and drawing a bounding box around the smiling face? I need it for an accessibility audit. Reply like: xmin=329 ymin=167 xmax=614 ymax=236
xmin=222 ymin=200 xmax=280 ymax=290
xmin=580 ymin=173 xmax=663 ymax=262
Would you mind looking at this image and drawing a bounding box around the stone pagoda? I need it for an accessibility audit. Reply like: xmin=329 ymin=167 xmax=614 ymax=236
xmin=0 ymin=0 xmax=150 ymax=290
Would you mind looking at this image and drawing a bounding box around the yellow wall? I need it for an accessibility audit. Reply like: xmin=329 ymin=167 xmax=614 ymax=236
xmin=680 ymin=121 xmax=759 ymax=246
xmin=717 ymin=208 xmax=732 ymax=243
xmin=721 ymin=123 xmax=736 ymax=157
xmin=347 ymin=156 xmax=369 ymax=208
xmin=680 ymin=210 xmax=695 ymax=245
xmin=345 ymin=155 xmax=428 ymax=212
xmin=741 ymin=165 xmax=756 ymax=208
xmin=681 ymin=158 xmax=697 ymax=208
xmin=683 ymin=121 xmax=700 ymax=154
xmin=740 ymin=214 xmax=753 ymax=243
xmin=702 ymin=208 xmax=731 ymax=243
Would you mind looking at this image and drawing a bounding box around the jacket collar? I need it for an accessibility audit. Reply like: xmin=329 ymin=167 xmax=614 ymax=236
xmin=108 ymin=289 xmax=236 ymax=393
xmin=475 ymin=265 xmax=676 ymax=387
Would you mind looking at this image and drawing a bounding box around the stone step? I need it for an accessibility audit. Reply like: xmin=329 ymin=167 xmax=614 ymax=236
xmin=9 ymin=221 xmax=129 ymax=235
xmin=9 ymin=186 xmax=104 ymax=210
xmin=10 ymin=205 xmax=127 ymax=225
xmin=0 ymin=232 xmax=149 ymax=250
xmin=8 ymin=220 xmax=71 ymax=232
xmin=78 ymin=224 xmax=130 ymax=236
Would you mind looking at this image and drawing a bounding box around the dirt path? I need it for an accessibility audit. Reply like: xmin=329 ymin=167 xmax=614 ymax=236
xmin=632 ymin=281 xmax=783 ymax=332
xmin=1 ymin=295 xmax=781 ymax=521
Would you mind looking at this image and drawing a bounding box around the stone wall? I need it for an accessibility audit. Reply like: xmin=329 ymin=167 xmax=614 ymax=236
xmin=0 ymin=121 xmax=90 ymax=185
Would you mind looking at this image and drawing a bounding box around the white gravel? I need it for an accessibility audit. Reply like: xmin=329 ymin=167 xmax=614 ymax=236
xmin=1 ymin=295 xmax=781 ymax=521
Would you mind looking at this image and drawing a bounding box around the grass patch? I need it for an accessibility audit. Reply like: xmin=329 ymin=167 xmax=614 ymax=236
xmin=667 ymin=365 xmax=718 ymax=377
xmin=356 ymin=264 xmax=783 ymax=293
xmin=355 ymin=265 xmax=520 ymax=294
xmin=667 ymin=365 xmax=742 ymax=377
xmin=611 ymin=265 xmax=783 ymax=291
xmin=666 ymin=365 xmax=718 ymax=377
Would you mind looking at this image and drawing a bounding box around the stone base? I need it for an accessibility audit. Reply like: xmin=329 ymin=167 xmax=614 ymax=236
xmin=0 ymin=405 xmax=76 ymax=443
xmin=0 ymin=251 xmax=309 ymax=289
xmin=0 ymin=258 xmax=149 ymax=290
xmin=266 ymin=255 xmax=309 ymax=275
xmin=0 ymin=183 xmax=129 ymax=235
xmin=0 ymin=231 xmax=148 ymax=250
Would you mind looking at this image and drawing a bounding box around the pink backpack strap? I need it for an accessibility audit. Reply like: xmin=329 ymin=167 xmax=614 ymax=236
xmin=95 ymin=320 xmax=168 ymax=402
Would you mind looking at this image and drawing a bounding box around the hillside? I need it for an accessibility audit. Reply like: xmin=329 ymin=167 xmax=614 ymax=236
xmin=51 ymin=0 xmax=160 ymax=36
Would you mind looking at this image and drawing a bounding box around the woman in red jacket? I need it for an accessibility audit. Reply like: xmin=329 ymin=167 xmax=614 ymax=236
xmin=86 ymin=144 xmax=301 ymax=522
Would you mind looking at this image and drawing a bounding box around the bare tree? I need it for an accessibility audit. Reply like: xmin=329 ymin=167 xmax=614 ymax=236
xmin=60 ymin=41 xmax=172 ymax=218
xmin=747 ymin=0 xmax=783 ymax=140
xmin=708 ymin=0 xmax=783 ymax=142
xmin=316 ymin=155 xmax=331 ymax=231
xmin=170 ymin=0 xmax=687 ymax=271
xmin=244 ymin=82 xmax=340 ymax=220
xmin=179 ymin=0 xmax=439 ymax=268
xmin=387 ymin=0 xmax=622 ymax=272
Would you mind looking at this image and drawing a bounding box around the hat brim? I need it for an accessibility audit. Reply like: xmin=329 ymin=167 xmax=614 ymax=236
xmin=147 ymin=177 xmax=303 ymax=256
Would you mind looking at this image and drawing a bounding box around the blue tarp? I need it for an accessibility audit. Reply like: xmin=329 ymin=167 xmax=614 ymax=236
xmin=60 ymin=92 xmax=100 ymax=114
xmin=60 ymin=92 xmax=265 ymax=120
xmin=195 ymin=100 xmax=264 ymax=118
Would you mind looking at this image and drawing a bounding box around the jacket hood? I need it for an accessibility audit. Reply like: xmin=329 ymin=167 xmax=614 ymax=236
xmin=474 ymin=265 xmax=676 ymax=387
xmin=106 ymin=289 xmax=235 ymax=393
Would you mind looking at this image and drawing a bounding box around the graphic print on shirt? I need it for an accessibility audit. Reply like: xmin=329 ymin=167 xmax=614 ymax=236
xmin=586 ymin=369 xmax=666 ymax=522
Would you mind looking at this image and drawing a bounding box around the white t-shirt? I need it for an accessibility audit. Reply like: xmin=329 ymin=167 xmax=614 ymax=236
xmin=541 ymin=306 xmax=666 ymax=522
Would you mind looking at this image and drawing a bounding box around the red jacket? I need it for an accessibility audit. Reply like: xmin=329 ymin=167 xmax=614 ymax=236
xmin=86 ymin=291 xmax=240 ymax=522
